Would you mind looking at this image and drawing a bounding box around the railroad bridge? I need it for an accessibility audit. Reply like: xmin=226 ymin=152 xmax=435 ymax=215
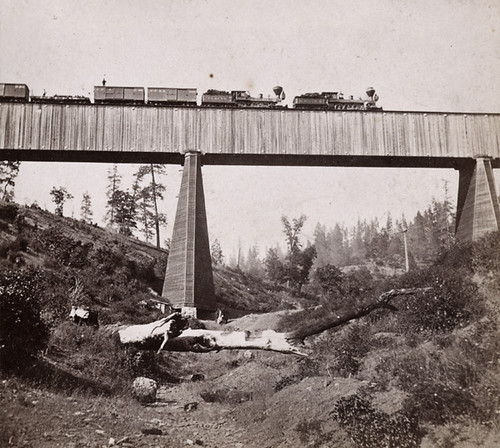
xmin=1 ymin=103 xmax=499 ymax=317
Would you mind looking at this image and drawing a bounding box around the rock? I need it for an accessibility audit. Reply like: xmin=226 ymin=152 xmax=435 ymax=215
xmin=243 ymin=350 xmax=254 ymax=359
xmin=141 ymin=428 xmax=163 ymax=435
xmin=190 ymin=374 xmax=205 ymax=382
xmin=132 ymin=377 xmax=158 ymax=403
xmin=184 ymin=402 xmax=198 ymax=412
xmin=108 ymin=437 xmax=115 ymax=446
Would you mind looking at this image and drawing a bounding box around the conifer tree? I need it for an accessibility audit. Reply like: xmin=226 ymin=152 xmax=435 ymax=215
xmin=134 ymin=164 xmax=167 ymax=248
xmin=264 ymin=247 xmax=285 ymax=285
xmin=49 ymin=186 xmax=73 ymax=217
xmin=244 ymin=245 xmax=265 ymax=276
xmin=105 ymin=165 xmax=122 ymax=226
xmin=80 ymin=192 xmax=93 ymax=223
xmin=109 ymin=189 xmax=137 ymax=236
xmin=211 ymin=239 xmax=225 ymax=266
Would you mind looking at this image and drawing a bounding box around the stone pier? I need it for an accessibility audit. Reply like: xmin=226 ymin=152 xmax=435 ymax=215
xmin=162 ymin=151 xmax=216 ymax=319
xmin=456 ymin=157 xmax=500 ymax=241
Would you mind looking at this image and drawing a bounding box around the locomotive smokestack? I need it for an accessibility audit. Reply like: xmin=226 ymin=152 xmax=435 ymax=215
xmin=366 ymin=87 xmax=375 ymax=99
xmin=273 ymin=86 xmax=283 ymax=97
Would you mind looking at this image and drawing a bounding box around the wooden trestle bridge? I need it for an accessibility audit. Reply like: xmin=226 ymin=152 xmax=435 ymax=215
xmin=1 ymin=102 xmax=499 ymax=317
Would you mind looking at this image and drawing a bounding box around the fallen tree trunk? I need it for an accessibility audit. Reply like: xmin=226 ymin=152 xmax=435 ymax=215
xmin=116 ymin=288 xmax=430 ymax=355
xmin=286 ymin=288 xmax=431 ymax=341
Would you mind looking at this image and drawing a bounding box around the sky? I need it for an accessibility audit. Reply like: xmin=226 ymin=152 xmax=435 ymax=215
xmin=1 ymin=0 xmax=499 ymax=258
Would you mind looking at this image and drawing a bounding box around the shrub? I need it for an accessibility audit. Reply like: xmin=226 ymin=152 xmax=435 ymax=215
xmin=47 ymin=322 xmax=136 ymax=392
xmin=473 ymin=231 xmax=500 ymax=295
xmin=0 ymin=237 xmax=28 ymax=259
xmin=0 ymin=268 xmax=50 ymax=371
xmin=0 ymin=202 xmax=19 ymax=223
xmin=314 ymin=264 xmax=344 ymax=296
xmin=296 ymin=419 xmax=323 ymax=444
xmin=33 ymin=225 xmax=92 ymax=268
xmin=392 ymin=265 xmax=482 ymax=333
xmin=329 ymin=323 xmax=372 ymax=376
xmin=332 ymin=394 xmax=422 ymax=448
xmin=402 ymin=383 xmax=475 ymax=425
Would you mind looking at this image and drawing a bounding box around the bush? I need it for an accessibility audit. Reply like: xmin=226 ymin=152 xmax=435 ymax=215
xmin=33 ymin=225 xmax=92 ymax=268
xmin=0 ymin=202 xmax=19 ymax=223
xmin=473 ymin=231 xmax=500 ymax=295
xmin=402 ymin=383 xmax=475 ymax=425
xmin=392 ymin=265 xmax=482 ymax=333
xmin=329 ymin=323 xmax=372 ymax=376
xmin=332 ymin=394 xmax=422 ymax=448
xmin=0 ymin=268 xmax=50 ymax=371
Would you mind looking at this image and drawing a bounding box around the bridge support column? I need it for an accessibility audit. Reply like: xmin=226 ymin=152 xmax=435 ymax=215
xmin=455 ymin=157 xmax=500 ymax=241
xmin=162 ymin=151 xmax=216 ymax=319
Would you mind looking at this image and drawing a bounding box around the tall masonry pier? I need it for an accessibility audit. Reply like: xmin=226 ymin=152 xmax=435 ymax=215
xmin=162 ymin=151 xmax=216 ymax=318
xmin=456 ymin=157 xmax=500 ymax=240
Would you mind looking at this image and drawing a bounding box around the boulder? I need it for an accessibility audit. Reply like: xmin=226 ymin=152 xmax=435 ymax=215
xmin=132 ymin=377 xmax=157 ymax=403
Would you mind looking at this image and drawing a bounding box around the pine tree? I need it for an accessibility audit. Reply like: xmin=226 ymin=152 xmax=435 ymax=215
xmin=135 ymin=182 xmax=155 ymax=243
xmin=49 ymin=186 xmax=73 ymax=217
xmin=109 ymin=189 xmax=137 ymax=236
xmin=0 ymin=161 xmax=21 ymax=201
xmin=80 ymin=192 xmax=93 ymax=223
xmin=351 ymin=219 xmax=366 ymax=263
xmin=264 ymin=247 xmax=285 ymax=285
xmin=329 ymin=223 xmax=346 ymax=266
xmin=105 ymin=165 xmax=122 ymax=226
xmin=313 ymin=223 xmax=330 ymax=268
xmin=211 ymin=239 xmax=224 ymax=266
xmin=134 ymin=164 xmax=167 ymax=248
xmin=245 ymin=245 xmax=265 ymax=277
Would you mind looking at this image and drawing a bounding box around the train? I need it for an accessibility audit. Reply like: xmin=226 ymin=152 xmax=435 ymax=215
xmin=294 ymin=88 xmax=380 ymax=111
xmin=0 ymin=82 xmax=381 ymax=111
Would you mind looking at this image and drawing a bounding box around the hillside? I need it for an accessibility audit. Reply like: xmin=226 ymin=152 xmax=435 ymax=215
xmin=0 ymin=200 xmax=294 ymax=323
xmin=1 ymin=200 xmax=500 ymax=447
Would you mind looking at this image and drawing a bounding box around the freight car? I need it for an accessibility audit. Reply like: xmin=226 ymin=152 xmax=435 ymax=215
xmin=0 ymin=83 xmax=30 ymax=102
xmin=147 ymin=87 xmax=197 ymax=106
xmin=31 ymin=94 xmax=91 ymax=104
xmin=293 ymin=87 xmax=380 ymax=111
xmin=94 ymin=86 xmax=145 ymax=104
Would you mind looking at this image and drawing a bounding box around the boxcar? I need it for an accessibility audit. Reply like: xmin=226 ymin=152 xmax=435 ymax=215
xmin=147 ymin=87 xmax=197 ymax=106
xmin=94 ymin=86 xmax=145 ymax=104
xmin=0 ymin=83 xmax=30 ymax=102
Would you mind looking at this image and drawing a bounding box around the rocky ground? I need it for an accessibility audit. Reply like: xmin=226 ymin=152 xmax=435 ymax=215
xmin=2 ymin=320 xmax=500 ymax=447
xmin=1 ymin=357 xmax=362 ymax=448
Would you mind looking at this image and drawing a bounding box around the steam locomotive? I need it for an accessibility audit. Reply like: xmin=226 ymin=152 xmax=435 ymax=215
xmin=294 ymin=87 xmax=380 ymax=111
xmin=0 ymin=82 xmax=381 ymax=111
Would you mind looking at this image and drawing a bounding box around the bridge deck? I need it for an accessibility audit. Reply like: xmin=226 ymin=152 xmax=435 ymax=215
xmin=1 ymin=103 xmax=499 ymax=167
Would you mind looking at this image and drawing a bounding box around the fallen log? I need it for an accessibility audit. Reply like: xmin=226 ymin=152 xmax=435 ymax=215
xmin=116 ymin=288 xmax=430 ymax=355
xmin=286 ymin=287 xmax=431 ymax=341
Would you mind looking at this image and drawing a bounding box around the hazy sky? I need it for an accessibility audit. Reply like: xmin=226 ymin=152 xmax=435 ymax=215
xmin=1 ymin=0 xmax=499 ymax=256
